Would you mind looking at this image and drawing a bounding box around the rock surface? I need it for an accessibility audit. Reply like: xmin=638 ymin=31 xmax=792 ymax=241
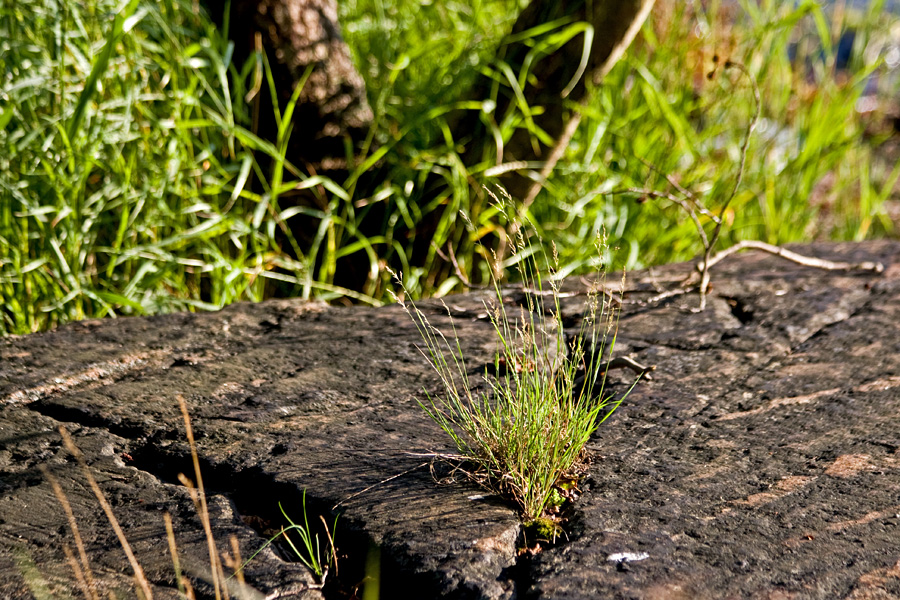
xmin=2 ymin=241 xmax=899 ymax=599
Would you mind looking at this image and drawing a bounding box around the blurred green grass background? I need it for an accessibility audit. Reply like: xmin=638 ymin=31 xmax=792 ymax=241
xmin=2 ymin=0 xmax=898 ymax=334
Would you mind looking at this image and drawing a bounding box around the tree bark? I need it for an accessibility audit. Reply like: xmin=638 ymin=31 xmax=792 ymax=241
xmin=219 ymin=0 xmax=374 ymax=171
xmin=461 ymin=0 xmax=657 ymax=201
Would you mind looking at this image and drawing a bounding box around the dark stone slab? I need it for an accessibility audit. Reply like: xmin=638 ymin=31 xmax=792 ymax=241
xmin=2 ymin=241 xmax=899 ymax=599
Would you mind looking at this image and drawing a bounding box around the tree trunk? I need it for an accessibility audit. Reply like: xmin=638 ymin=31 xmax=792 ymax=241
xmin=461 ymin=0 xmax=657 ymax=202
xmin=219 ymin=0 xmax=374 ymax=171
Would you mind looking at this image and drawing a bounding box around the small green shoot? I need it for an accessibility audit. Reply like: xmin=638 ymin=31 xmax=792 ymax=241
xmin=277 ymin=497 xmax=338 ymax=581
xmin=233 ymin=491 xmax=338 ymax=584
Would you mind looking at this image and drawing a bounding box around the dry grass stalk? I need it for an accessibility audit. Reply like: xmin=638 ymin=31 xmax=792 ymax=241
xmin=58 ymin=427 xmax=154 ymax=600
xmin=164 ymin=512 xmax=187 ymax=598
xmin=176 ymin=394 xmax=228 ymax=600
xmin=39 ymin=465 xmax=99 ymax=600
xmin=227 ymin=536 xmax=246 ymax=588
xmin=61 ymin=544 xmax=93 ymax=600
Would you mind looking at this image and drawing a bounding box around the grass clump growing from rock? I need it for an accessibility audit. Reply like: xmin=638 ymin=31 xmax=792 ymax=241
xmin=395 ymin=207 xmax=636 ymax=523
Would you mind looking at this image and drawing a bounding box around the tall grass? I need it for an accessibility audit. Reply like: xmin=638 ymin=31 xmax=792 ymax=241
xmin=2 ymin=0 xmax=898 ymax=334
xmin=341 ymin=0 xmax=899 ymax=277
xmin=0 ymin=0 xmax=376 ymax=335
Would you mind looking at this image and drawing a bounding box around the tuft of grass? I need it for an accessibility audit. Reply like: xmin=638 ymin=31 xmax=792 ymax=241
xmin=395 ymin=197 xmax=639 ymax=522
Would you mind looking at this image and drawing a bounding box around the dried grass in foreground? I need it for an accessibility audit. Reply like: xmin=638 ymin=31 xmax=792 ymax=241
xmin=33 ymin=397 xmax=298 ymax=600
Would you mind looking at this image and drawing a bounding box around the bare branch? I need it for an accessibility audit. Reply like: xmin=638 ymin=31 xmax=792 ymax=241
xmin=635 ymin=156 xmax=721 ymax=223
xmin=697 ymin=59 xmax=762 ymax=310
xmin=432 ymin=242 xmax=490 ymax=290
xmin=701 ymin=240 xmax=885 ymax=273
xmin=609 ymin=187 xmax=710 ymax=248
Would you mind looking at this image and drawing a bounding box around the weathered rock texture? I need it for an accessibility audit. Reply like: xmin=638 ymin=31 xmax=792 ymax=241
xmin=2 ymin=241 xmax=900 ymax=599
